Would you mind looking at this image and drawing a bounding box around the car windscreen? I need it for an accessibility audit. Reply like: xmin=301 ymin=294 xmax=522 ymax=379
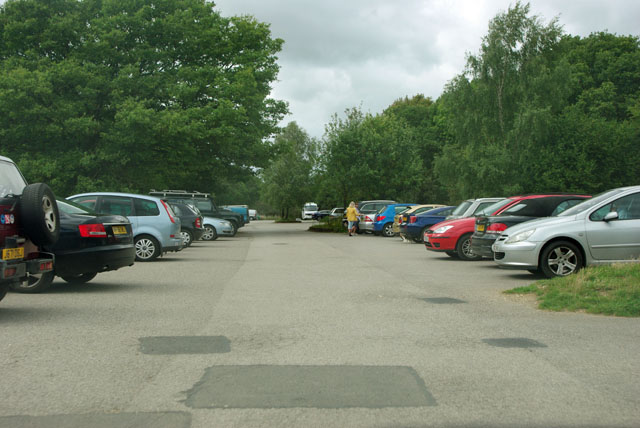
xmin=304 ymin=204 xmax=318 ymax=211
xmin=450 ymin=201 xmax=472 ymax=216
xmin=476 ymin=199 xmax=512 ymax=216
xmin=0 ymin=160 xmax=27 ymax=197
xmin=57 ymin=199 xmax=96 ymax=215
xmin=558 ymin=189 xmax=627 ymax=217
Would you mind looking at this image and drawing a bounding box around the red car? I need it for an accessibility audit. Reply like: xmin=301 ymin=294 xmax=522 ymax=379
xmin=424 ymin=195 xmax=589 ymax=261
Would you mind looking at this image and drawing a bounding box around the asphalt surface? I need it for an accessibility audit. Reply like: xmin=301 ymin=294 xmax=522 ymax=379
xmin=1 ymin=220 xmax=639 ymax=428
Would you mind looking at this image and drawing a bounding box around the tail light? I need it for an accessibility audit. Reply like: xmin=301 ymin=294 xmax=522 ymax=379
xmin=410 ymin=216 xmax=417 ymax=224
xmin=160 ymin=200 xmax=176 ymax=223
xmin=79 ymin=223 xmax=107 ymax=237
xmin=195 ymin=217 xmax=202 ymax=228
xmin=376 ymin=215 xmax=386 ymax=222
xmin=39 ymin=261 xmax=53 ymax=272
xmin=487 ymin=223 xmax=508 ymax=233
xmin=365 ymin=215 xmax=373 ymax=222
xmin=4 ymin=267 xmax=17 ymax=278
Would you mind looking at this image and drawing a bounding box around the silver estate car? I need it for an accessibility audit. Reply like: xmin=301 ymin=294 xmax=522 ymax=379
xmin=446 ymin=197 xmax=504 ymax=220
xmin=68 ymin=192 xmax=183 ymax=261
xmin=492 ymin=186 xmax=640 ymax=277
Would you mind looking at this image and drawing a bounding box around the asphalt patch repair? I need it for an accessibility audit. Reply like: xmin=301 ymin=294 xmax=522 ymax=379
xmin=139 ymin=336 xmax=231 ymax=355
xmin=482 ymin=338 xmax=547 ymax=348
xmin=184 ymin=365 xmax=437 ymax=408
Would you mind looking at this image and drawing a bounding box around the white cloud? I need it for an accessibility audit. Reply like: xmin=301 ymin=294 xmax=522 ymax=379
xmin=214 ymin=0 xmax=640 ymax=138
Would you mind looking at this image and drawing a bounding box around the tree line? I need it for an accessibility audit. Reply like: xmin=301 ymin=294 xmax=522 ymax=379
xmin=0 ymin=1 xmax=638 ymax=216
xmin=263 ymin=2 xmax=640 ymax=215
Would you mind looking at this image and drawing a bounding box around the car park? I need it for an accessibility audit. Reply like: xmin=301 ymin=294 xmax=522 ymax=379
xmin=471 ymin=194 xmax=591 ymax=258
xmin=493 ymin=186 xmax=640 ymax=277
xmin=12 ymin=199 xmax=135 ymax=293
xmin=400 ymin=206 xmax=456 ymax=243
xmin=1 ymin=156 xmax=58 ymax=301
xmin=393 ymin=204 xmax=446 ymax=235
xmin=150 ymin=190 xmax=244 ymax=233
xmin=68 ymin=192 xmax=183 ymax=261
xmin=168 ymin=202 xmax=205 ymax=247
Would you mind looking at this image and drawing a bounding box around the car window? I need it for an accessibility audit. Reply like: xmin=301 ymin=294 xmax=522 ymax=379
xmin=451 ymin=201 xmax=472 ymax=216
xmin=133 ymin=198 xmax=160 ymax=216
xmin=590 ymin=193 xmax=640 ymax=221
xmin=559 ymin=188 xmax=627 ymax=217
xmin=551 ymin=199 xmax=583 ymax=216
xmin=0 ymin=159 xmax=27 ymax=197
xmin=98 ymin=196 xmax=133 ymax=216
xmin=395 ymin=206 xmax=411 ymax=214
xmin=57 ymin=199 xmax=95 ymax=215
xmin=473 ymin=201 xmax=500 ymax=215
xmin=69 ymin=196 xmax=98 ymax=210
xmin=170 ymin=204 xmax=183 ymax=216
xmin=476 ymin=199 xmax=512 ymax=216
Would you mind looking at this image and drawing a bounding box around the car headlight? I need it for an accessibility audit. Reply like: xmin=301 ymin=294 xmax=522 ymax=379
xmin=505 ymin=229 xmax=535 ymax=244
xmin=433 ymin=225 xmax=454 ymax=234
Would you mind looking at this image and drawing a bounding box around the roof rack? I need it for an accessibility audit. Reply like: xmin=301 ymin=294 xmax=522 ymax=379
xmin=149 ymin=190 xmax=211 ymax=198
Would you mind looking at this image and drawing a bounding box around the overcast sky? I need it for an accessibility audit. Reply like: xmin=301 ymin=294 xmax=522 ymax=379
xmin=212 ymin=0 xmax=640 ymax=139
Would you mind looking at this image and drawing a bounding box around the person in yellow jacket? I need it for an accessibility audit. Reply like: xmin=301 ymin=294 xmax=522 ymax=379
xmin=345 ymin=201 xmax=361 ymax=236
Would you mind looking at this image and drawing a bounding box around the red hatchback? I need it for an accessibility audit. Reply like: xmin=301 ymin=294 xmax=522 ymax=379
xmin=424 ymin=195 xmax=585 ymax=261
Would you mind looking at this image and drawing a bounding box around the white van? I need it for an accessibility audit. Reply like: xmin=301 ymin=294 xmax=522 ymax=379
xmin=301 ymin=202 xmax=319 ymax=220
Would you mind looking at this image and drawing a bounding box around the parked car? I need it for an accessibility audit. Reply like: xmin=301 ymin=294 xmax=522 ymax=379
xmin=400 ymin=206 xmax=456 ymax=243
xmin=149 ymin=190 xmax=244 ymax=232
xmin=1 ymin=156 xmax=58 ymax=301
xmin=301 ymin=202 xmax=319 ymax=220
xmin=446 ymin=197 xmax=504 ymax=220
xmin=370 ymin=204 xmax=417 ymax=237
xmin=343 ymin=200 xmax=397 ymax=232
xmin=393 ymin=204 xmax=446 ymax=235
xmin=12 ymin=199 xmax=136 ymax=293
xmin=68 ymin=192 xmax=183 ymax=261
xmin=222 ymin=205 xmax=250 ymax=224
xmin=493 ymin=186 xmax=640 ymax=277
xmin=249 ymin=209 xmax=258 ymax=220
xmin=313 ymin=210 xmax=331 ymax=220
xmin=329 ymin=207 xmax=344 ymax=218
xmin=201 ymin=216 xmax=236 ymax=240
xmin=424 ymin=197 xmax=518 ymax=260
xmin=168 ymin=202 xmax=205 ymax=247
xmin=471 ymin=194 xmax=591 ymax=258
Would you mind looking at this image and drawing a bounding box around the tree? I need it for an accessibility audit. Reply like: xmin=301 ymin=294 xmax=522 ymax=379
xmin=0 ymin=0 xmax=288 ymax=196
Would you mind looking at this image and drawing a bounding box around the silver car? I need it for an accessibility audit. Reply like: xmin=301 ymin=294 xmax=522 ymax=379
xmin=68 ymin=192 xmax=183 ymax=261
xmin=201 ymin=216 xmax=235 ymax=241
xmin=492 ymin=186 xmax=640 ymax=277
xmin=446 ymin=197 xmax=504 ymax=220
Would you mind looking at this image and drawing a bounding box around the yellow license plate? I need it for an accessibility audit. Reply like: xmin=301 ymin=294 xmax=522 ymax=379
xmin=477 ymin=224 xmax=485 ymax=232
xmin=112 ymin=226 xmax=127 ymax=235
xmin=2 ymin=247 xmax=24 ymax=261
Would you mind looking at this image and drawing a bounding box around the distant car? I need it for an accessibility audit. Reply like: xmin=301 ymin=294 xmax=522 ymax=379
xmin=169 ymin=202 xmax=205 ymax=247
xmin=393 ymin=204 xmax=446 ymax=235
xmin=11 ymin=199 xmax=135 ymax=293
xmin=201 ymin=216 xmax=235 ymax=240
xmin=68 ymin=192 xmax=183 ymax=261
xmin=249 ymin=209 xmax=258 ymax=220
xmin=370 ymin=203 xmax=417 ymax=237
xmin=471 ymin=194 xmax=591 ymax=258
xmin=329 ymin=207 xmax=344 ymax=218
xmin=301 ymin=202 xmax=319 ymax=220
xmin=446 ymin=197 xmax=504 ymax=220
xmin=493 ymin=186 xmax=640 ymax=277
xmin=400 ymin=206 xmax=456 ymax=243
xmin=313 ymin=210 xmax=331 ymax=220
xmin=0 ymin=156 xmax=58 ymax=301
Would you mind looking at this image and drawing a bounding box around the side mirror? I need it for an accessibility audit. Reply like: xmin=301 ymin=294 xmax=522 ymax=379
xmin=604 ymin=211 xmax=619 ymax=222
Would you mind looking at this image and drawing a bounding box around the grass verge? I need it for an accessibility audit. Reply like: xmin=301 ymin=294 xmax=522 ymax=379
xmin=504 ymin=263 xmax=640 ymax=317
xmin=308 ymin=217 xmax=345 ymax=233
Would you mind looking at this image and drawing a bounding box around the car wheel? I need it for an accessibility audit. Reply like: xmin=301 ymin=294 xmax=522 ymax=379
xmin=456 ymin=233 xmax=482 ymax=261
xmin=229 ymin=221 xmax=238 ymax=237
xmin=60 ymin=272 xmax=98 ymax=284
xmin=11 ymin=271 xmax=55 ymax=293
xmin=20 ymin=183 xmax=60 ymax=246
xmin=382 ymin=223 xmax=394 ymax=237
xmin=445 ymin=251 xmax=459 ymax=258
xmin=134 ymin=235 xmax=161 ymax=261
xmin=540 ymin=241 xmax=583 ymax=278
xmin=180 ymin=230 xmax=193 ymax=247
xmin=202 ymin=225 xmax=218 ymax=241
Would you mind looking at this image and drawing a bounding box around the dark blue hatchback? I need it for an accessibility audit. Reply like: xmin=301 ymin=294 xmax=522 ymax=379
xmin=400 ymin=206 xmax=455 ymax=243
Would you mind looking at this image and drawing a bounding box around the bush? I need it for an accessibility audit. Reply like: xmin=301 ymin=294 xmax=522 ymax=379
xmin=308 ymin=217 xmax=345 ymax=233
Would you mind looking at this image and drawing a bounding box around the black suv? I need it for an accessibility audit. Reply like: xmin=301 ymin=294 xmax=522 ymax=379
xmin=149 ymin=190 xmax=244 ymax=234
xmin=0 ymin=156 xmax=59 ymax=301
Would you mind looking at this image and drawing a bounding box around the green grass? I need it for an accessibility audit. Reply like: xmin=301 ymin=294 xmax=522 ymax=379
xmin=505 ymin=263 xmax=640 ymax=317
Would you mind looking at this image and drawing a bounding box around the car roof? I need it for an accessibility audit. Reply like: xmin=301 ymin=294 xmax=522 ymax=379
xmin=69 ymin=192 xmax=164 ymax=202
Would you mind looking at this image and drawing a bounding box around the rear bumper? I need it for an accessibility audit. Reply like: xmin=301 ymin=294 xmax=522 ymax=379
xmin=1 ymin=253 xmax=54 ymax=283
xmin=54 ymin=246 xmax=135 ymax=276
xmin=470 ymin=234 xmax=498 ymax=258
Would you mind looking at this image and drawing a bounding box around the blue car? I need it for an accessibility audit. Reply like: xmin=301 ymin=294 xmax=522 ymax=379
xmin=369 ymin=204 xmax=417 ymax=237
xmin=401 ymin=206 xmax=455 ymax=243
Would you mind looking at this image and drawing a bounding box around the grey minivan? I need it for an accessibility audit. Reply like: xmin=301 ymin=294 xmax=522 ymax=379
xmin=68 ymin=192 xmax=183 ymax=261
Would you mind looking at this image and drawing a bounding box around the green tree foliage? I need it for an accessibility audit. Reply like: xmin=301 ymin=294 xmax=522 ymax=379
xmin=0 ymin=0 xmax=287 ymax=196
xmin=261 ymin=122 xmax=317 ymax=218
